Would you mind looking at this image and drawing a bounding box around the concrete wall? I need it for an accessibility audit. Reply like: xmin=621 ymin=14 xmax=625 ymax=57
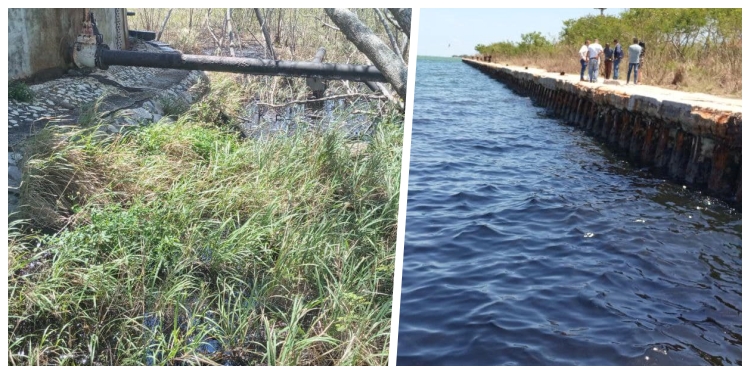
xmin=8 ymin=8 xmax=128 ymax=81
xmin=463 ymin=58 xmax=742 ymax=206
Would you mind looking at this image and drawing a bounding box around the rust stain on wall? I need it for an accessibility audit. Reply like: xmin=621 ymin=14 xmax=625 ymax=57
xmin=463 ymin=58 xmax=742 ymax=207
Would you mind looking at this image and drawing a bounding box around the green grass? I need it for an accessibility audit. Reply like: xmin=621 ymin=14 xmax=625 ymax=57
xmin=9 ymin=80 xmax=34 ymax=102
xmin=8 ymin=87 xmax=402 ymax=365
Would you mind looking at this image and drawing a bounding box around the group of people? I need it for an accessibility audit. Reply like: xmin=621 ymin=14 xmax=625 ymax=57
xmin=579 ymin=38 xmax=645 ymax=85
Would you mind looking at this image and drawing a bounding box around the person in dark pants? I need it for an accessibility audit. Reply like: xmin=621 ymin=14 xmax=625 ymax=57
xmin=627 ymin=37 xmax=642 ymax=84
xmin=603 ymin=43 xmax=614 ymax=79
xmin=637 ymin=41 xmax=646 ymax=84
xmin=612 ymin=39 xmax=623 ymax=80
xmin=579 ymin=40 xmax=590 ymax=81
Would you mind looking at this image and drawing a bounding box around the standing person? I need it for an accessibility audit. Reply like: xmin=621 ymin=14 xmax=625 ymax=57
xmin=637 ymin=41 xmax=646 ymax=84
xmin=587 ymin=38 xmax=603 ymax=83
xmin=626 ymin=37 xmax=642 ymax=85
xmin=603 ymin=42 xmax=614 ymax=79
xmin=579 ymin=40 xmax=590 ymax=81
xmin=612 ymin=39 xmax=623 ymax=80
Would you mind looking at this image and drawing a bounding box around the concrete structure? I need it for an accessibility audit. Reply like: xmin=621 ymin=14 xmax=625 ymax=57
xmin=8 ymin=8 xmax=128 ymax=81
xmin=8 ymin=40 xmax=207 ymax=216
xmin=463 ymin=58 xmax=742 ymax=206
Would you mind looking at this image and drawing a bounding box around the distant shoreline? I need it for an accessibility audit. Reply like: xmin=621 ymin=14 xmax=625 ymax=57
xmin=417 ymin=55 xmax=464 ymax=59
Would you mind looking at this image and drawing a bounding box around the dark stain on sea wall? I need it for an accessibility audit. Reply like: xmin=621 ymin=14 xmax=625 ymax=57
xmin=463 ymin=59 xmax=741 ymax=207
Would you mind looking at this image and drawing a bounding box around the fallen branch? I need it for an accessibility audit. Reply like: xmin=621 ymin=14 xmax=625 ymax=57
xmin=375 ymin=82 xmax=403 ymax=110
xmin=320 ymin=21 xmax=340 ymax=31
xmin=156 ymin=9 xmax=173 ymax=41
xmin=253 ymin=93 xmax=386 ymax=108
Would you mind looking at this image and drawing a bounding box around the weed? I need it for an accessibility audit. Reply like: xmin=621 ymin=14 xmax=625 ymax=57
xmin=9 ymin=80 xmax=34 ymax=102
xmin=10 ymin=93 xmax=401 ymax=365
xmin=158 ymin=95 xmax=190 ymax=118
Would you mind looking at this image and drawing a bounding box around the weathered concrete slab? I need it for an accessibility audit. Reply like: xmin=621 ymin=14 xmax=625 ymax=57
xmin=8 ymin=8 xmax=129 ymax=81
xmin=463 ymin=58 xmax=741 ymax=206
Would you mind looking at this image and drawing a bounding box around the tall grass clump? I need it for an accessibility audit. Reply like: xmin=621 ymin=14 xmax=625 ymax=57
xmin=9 ymin=78 xmax=402 ymax=364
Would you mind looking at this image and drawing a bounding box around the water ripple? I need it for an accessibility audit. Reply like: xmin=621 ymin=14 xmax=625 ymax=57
xmin=397 ymin=57 xmax=742 ymax=366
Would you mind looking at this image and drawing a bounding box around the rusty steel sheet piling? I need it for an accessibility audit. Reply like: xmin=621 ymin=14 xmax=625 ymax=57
xmin=97 ymin=49 xmax=387 ymax=82
xmin=462 ymin=58 xmax=742 ymax=206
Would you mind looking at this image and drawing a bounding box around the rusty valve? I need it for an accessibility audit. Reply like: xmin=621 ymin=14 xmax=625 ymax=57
xmin=73 ymin=12 xmax=109 ymax=69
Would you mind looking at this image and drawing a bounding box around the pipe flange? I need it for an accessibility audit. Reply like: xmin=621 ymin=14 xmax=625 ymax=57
xmin=95 ymin=43 xmax=110 ymax=70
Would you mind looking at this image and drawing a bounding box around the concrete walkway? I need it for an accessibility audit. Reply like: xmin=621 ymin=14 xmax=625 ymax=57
xmin=471 ymin=60 xmax=741 ymax=115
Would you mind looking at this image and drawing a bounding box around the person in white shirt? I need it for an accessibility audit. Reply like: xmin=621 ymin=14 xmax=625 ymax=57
xmin=587 ymin=38 xmax=604 ymax=83
xmin=579 ymin=40 xmax=590 ymax=81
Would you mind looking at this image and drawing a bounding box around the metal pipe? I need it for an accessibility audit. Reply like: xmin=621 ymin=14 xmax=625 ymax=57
xmin=307 ymin=47 xmax=328 ymax=98
xmin=312 ymin=47 xmax=326 ymax=63
xmin=97 ymin=49 xmax=387 ymax=82
xmin=364 ymin=81 xmax=379 ymax=92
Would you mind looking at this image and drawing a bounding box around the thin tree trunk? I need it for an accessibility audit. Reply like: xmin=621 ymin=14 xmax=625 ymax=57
xmin=401 ymin=35 xmax=410 ymax=62
xmin=325 ymin=8 xmax=408 ymax=100
xmin=275 ymin=9 xmax=283 ymax=44
xmin=255 ymin=8 xmax=277 ymax=60
xmin=387 ymin=8 xmax=411 ymax=38
xmin=374 ymin=9 xmax=402 ymax=61
xmin=289 ymin=9 xmax=297 ymax=58
xmin=188 ymin=9 xmax=193 ymax=31
xmin=227 ymin=9 xmax=236 ymax=57
xmin=205 ymin=9 xmax=222 ymax=52
xmin=156 ymin=8 xmax=173 ymax=41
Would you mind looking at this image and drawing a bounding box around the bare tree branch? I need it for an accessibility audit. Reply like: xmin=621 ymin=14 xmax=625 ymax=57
xmin=374 ymin=8 xmax=403 ymax=64
xmin=250 ymin=93 xmax=386 ymax=108
xmin=401 ymin=35 xmax=410 ymax=62
xmin=156 ymin=8 xmax=173 ymax=41
xmin=383 ymin=11 xmax=405 ymax=35
xmin=387 ymin=8 xmax=411 ymax=38
xmin=255 ymin=8 xmax=277 ymax=60
xmin=324 ymin=8 xmax=408 ymax=100
xmin=226 ymin=8 xmax=235 ymax=57
xmin=320 ymin=21 xmax=340 ymax=31
xmin=205 ymin=9 xmax=222 ymax=52
xmin=375 ymin=82 xmax=403 ymax=110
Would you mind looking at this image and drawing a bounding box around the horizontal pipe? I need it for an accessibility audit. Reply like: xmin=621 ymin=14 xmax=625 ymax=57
xmin=98 ymin=49 xmax=387 ymax=82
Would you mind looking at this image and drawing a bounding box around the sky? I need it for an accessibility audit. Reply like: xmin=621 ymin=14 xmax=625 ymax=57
xmin=417 ymin=8 xmax=626 ymax=57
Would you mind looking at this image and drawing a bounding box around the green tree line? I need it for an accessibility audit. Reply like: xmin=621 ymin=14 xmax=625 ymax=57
xmin=474 ymin=9 xmax=741 ymax=95
xmin=476 ymin=8 xmax=741 ymax=63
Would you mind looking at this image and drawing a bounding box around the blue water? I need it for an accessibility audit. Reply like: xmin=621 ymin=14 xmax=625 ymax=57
xmin=397 ymin=57 xmax=742 ymax=366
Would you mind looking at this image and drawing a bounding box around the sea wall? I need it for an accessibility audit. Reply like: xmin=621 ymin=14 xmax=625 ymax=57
xmin=463 ymin=58 xmax=742 ymax=206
